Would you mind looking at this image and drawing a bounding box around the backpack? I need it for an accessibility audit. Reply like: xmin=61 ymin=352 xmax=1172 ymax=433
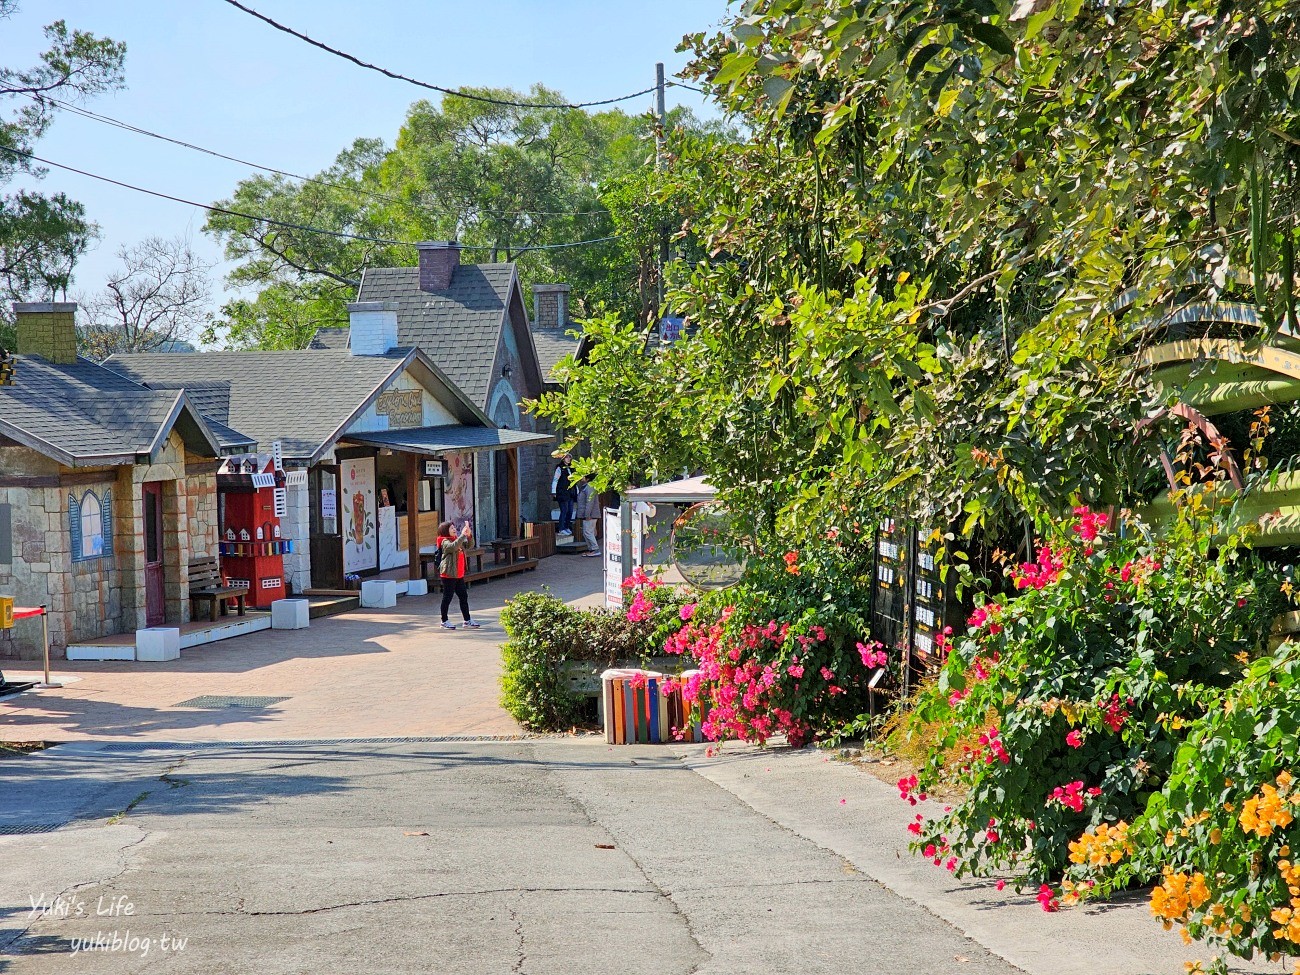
xmin=430 ymin=540 xmax=445 ymax=575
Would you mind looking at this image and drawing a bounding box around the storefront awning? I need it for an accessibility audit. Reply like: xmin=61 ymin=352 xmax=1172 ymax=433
xmin=624 ymin=475 xmax=717 ymax=504
xmin=340 ymin=425 xmax=554 ymax=456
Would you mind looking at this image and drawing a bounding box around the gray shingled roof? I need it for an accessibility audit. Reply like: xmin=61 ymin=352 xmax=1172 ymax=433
xmin=342 ymin=425 xmax=554 ymax=455
xmin=0 ymin=355 xmax=227 ymax=466
xmin=308 ymin=328 xmax=349 ymax=351
xmin=530 ymin=326 xmax=580 ymax=381
xmin=355 ymin=264 xmax=515 ymax=407
xmin=106 ymin=349 xmax=412 ymax=463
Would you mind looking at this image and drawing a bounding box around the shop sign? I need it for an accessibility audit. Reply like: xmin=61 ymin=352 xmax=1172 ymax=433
xmin=376 ymin=390 xmax=423 ymax=428
xmin=424 ymin=459 xmax=445 ymax=477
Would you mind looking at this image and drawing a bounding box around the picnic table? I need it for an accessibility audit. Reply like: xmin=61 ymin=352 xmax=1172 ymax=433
xmin=489 ymin=537 xmax=541 ymax=566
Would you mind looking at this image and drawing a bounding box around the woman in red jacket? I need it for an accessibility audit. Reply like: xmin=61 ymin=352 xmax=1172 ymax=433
xmin=437 ymin=520 xmax=480 ymax=630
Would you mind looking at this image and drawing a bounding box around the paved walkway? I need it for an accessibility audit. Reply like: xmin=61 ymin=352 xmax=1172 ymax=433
xmin=0 ymin=738 xmax=1274 ymax=975
xmin=0 ymin=555 xmax=604 ymax=743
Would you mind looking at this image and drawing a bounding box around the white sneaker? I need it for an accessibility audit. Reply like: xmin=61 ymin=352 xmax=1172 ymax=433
xmin=557 ymin=530 xmax=573 ymax=537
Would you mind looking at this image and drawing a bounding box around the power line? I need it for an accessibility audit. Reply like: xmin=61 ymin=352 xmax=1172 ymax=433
xmin=0 ymin=145 xmax=625 ymax=254
xmin=7 ymin=89 xmax=615 ymax=221
xmin=219 ymin=0 xmax=660 ymax=111
xmin=668 ymin=81 xmax=708 ymax=95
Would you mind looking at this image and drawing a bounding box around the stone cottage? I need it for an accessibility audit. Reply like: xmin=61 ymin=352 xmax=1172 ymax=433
xmin=310 ymin=242 xmax=567 ymax=539
xmin=0 ymin=303 xmax=249 ymax=659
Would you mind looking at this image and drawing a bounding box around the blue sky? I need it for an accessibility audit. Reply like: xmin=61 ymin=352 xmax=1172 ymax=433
xmin=1 ymin=0 xmax=727 ymax=309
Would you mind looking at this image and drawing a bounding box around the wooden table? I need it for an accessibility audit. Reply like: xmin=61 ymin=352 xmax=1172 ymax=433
xmin=489 ymin=537 xmax=541 ymax=566
xmin=419 ymin=545 xmax=486 ymax=581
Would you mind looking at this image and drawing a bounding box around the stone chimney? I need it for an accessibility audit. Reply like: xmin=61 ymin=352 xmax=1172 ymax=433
xmin=532 ymin=284 xmax=570 ymax=329
xmin=13 ymin=302 xmax=78 ymax=364
xmin=346 ymin=301 xmax=399 ymax=356
xmin=416 ymin=241 xmax=462 ymax=292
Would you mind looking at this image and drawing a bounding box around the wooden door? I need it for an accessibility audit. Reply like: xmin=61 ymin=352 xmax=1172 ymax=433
xmin=143 ymin=482 xmax=165 ymax=627
xmin=309 ymin=465 xmax=344 ymax=590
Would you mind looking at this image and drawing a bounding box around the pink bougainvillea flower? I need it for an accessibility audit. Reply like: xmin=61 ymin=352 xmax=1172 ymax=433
xmin=1037 ymin=884 xmax=1060 ymax=912
xmin=825 ymin=527 xmax=839 ymax=540
xmin=783 ymin=551 xmax=800 ymax=575
xmin=679 ymin=602 xmax=696 ymax=621
xmin=1066 ymin=730 xmax=1084 ymax=749
xmin=820 ymin=666 xmax=835 ymax=681
xmin=786 ymin=663 xmax=804 ymax=678
xmin=840 ymin=798 xmax=847 ymax=806
xmin=995 ymin=879 xmax=1007 ymax=892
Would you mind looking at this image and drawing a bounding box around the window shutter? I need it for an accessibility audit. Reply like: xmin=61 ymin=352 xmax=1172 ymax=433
xmin=101 ymin=488 xmax=113 ymax=556
xmin=68 ymin=492 xmax=82 ymax=562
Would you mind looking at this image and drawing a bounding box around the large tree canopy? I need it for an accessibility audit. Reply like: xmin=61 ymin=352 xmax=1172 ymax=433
xmin=537 ymin=0 xmax=1300 ymax=546
xmin=0 ymin=0 xmax=126 ymax=347
xmin=205 ymin=86 xmax=726 ymax=349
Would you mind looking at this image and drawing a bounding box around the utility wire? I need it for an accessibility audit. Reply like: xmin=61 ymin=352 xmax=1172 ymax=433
xmin=6 ymin=89 xmax=614 ymax=221
xmin=0 ymin=145 xmax=624 ymax=253
xmin=220 ymin=0 xmax=660 ymax=110
xmin=668 ymin=81 xmax=708 ymax=95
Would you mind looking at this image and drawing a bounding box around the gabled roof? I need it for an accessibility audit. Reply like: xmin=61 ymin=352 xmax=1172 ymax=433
xmin=0 ymin=355 xmax=233 ymax=466
xmin=105 ymin=347 xmax=489 ymax=466
xmin=530 ymin=326 xmax=580 ymax=382
xmin=355 ymin=264 xmax=517 ymax=406
xmin=308 ymin=328 xmax=349 ymax=351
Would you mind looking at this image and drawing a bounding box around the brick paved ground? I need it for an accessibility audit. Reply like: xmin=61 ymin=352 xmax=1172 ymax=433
xmin=0 ymin=555 xmax=604 ymax=743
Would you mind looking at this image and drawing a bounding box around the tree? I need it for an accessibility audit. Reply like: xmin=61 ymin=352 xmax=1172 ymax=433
xmin=540 ymin=0 xmax=1300 ymax=549
xmin=0 ymin=0 xmax=125 ymax=348
xmin=77 ymin=236 xmax=213 ymax=361
xmin=205 ymin=88 xmax=730 ymax=348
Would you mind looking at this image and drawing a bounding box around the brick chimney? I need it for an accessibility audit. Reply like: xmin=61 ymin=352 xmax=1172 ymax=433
xmin=13 ymin=302 xmax=78 ymax=364
xmin=532 ymin=284 xmax=570 ymax=329
xmin=346 ymin=301 xmax=399 ymax=356
xmin=416 ymin=241 xmax=461 ymax=292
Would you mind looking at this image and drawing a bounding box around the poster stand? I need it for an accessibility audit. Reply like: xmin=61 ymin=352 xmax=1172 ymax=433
xmin=2 ymin=604 xmax=59 ymax=688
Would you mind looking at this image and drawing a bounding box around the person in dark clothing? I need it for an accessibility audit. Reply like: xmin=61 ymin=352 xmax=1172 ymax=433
xmin=551 ymin=453 xmax=577 ymax=537
xmin=437 ymin=519 xmax=479 ymax=630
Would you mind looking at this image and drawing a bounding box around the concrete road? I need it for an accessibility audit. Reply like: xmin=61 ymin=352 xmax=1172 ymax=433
xmin=0 ymin=738 xmax=1018 ymax=975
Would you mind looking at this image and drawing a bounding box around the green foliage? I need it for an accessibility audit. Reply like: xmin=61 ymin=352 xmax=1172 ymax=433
xmin=1111 ymin=644 xmax=1300 ymax=959
xmin=498 ymin=587 xmax=685 ymax=731
xmin=205 ymin=89 xmax=727 ymax=349
xmin=897 ymin=502 xmax=1286 ymax=887
xmin=0 ymin=3 xmax=123 ymax=335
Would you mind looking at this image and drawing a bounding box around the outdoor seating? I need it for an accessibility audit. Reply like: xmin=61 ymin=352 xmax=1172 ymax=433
xmin=188 ymin=556 xmax=249 ymax=623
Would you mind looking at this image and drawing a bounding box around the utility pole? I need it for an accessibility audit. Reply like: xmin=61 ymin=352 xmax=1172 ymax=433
xmin=655 ymin=62 xmax=668 ymax=322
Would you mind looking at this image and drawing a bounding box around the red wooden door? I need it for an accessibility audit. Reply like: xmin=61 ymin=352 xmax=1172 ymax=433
xmin=143 ymin=482 xmax=165 ymax=627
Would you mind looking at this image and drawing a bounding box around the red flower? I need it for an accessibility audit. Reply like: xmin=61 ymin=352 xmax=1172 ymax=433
xmin=783 ymin=551 xmax=799 ymax=575
xmin=1066 ymin=730 xmax=1083 ymax=749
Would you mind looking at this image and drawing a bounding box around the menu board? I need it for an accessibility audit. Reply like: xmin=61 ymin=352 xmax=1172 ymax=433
xmin=870 ymin=518 xmax=964 ymax=682
xmin=872 ymin=517 xmax=909 ymax=656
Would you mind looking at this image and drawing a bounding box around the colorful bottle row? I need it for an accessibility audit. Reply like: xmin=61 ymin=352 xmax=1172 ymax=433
xmin=219 ymin=540 xmax=294 ymax=557
xmin=601 ymin=669 xmax=708 ymax=745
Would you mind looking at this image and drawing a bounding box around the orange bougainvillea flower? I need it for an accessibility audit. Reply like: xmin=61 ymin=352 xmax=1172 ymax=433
xmin=783 ymin=551 xmax=799 ymax=575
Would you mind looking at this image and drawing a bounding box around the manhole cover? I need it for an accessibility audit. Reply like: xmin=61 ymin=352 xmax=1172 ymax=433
xmin=174 ymin=695 xmax=289 ymax=710
xmin=0 ymin=823 xmax=66 ymax=835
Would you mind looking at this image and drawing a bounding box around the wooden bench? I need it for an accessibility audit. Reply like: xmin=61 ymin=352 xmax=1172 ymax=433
xmin=489 ymin=537 xmax=542 ymax=566
xmin=420 ymin=545 xmax=486 ymax=582
xmin=189 ymin=556 xmax=249 ymax=622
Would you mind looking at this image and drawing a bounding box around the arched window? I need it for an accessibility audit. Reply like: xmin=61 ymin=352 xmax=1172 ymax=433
xmin=69 ymin=488 xmax=113 ymax=562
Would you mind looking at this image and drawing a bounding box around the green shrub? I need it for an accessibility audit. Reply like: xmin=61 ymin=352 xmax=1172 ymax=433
xmin=499 ymin=586 xmax=687 ymax=731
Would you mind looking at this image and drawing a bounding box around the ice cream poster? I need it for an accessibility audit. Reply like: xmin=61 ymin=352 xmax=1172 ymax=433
xmin=341 ymin=457 xmax=377 ymax=573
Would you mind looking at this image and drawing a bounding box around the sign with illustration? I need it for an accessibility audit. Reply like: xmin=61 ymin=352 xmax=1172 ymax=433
xmin=444 ymin=452 xmax=474 ymax=530
xmin=341 ymin=458 xmax=377 ymax=573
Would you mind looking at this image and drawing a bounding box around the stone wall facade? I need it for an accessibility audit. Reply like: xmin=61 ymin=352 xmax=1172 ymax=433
xmin=0 ymin=432 xmax=221 ymax=660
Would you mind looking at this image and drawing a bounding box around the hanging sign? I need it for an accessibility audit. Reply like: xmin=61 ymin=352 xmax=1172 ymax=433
xmin=424 ymin=459 xmax=445 ymax=477
xmin=272 ymin=440 xmax=283 ymax=472
xmin=250 ymin=473 xmax=276 ymax=489
xmin=285 ymin=470 xmax=307 ymax=487
xmin=273 ymin=488 xmax=288 ymax=518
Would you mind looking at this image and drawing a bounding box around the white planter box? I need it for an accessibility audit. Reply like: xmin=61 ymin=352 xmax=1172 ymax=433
xmin=406 ymin=579 xmax=428 ymax=596
xmin=360 ymin=579 xmax=398 ymax=608
xmin=271 ymin=598 xmax=310 ymax=630
xmin=135 ymin=627 xmax=180 ymax=662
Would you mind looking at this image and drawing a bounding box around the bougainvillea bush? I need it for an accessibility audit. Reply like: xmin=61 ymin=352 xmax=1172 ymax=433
xmin=1067 ymin=642 xmax=1300 ymax=964
xmin=897 ymin=500 xmax=1284 ymax=894
xmin=638 ymin=536 xmax=885 ymax=746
